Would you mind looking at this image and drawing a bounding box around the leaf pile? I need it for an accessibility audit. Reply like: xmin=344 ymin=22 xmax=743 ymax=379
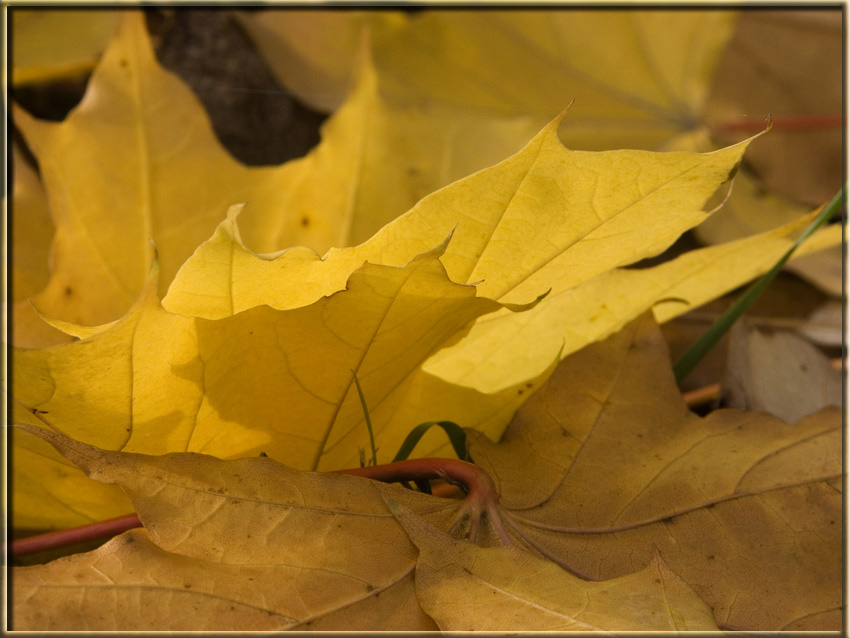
xmin=13 ymin=315 xmax=840 ymax=631
xmin=10 ymin=9 xmax=842 ymax=632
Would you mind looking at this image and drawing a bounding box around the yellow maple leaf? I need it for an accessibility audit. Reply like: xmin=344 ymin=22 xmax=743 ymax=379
xmin=240 ymin=9 xmax=736 ymax=150
xmin=12 ymin=425 xmax=452 ymax=631
xmin=12 ymin=245 xmax=542 ymax=528
xmin=12 ymin=12 xmax=384 ymax=328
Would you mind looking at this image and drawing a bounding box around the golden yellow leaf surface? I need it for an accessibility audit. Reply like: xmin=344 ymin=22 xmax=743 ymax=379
xmin=12 ymin=12 xmax=390 ymax=328
xmin=163 ymin=119 xmax=841 ymax=395
xmin=467 ymin=313 xmax=842 ymax=631
xmin=165 ymin=115 xmax=753 ymax=316
xmin=423 ymin=207 xmax=843 ymax=392
xmin=12 ymin=425 xmax=454 ymax=631
xmin=12 ymin=246 xmax=538 ymax=528
xmin=389 ymin=500 xmax=718 ymax=631
xmin=10 ymin=145 xmax=72 ymax=347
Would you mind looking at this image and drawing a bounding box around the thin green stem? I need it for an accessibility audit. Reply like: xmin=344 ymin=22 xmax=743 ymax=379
xmin=674 ymin=186 xmax=845 ymax=384
xmin=351 ymin=371 xmax=378 ymax=466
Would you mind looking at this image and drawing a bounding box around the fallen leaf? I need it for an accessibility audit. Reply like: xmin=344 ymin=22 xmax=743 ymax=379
xmin=467 ymin=313 xmax=842 ymax=630
xmin=232 ymin=10 xmax=374 ymax=113
xmin=705 ymin=10 xmax=842 ymax=206
xmin=12 ymin=425 xmax=460 ymax=631
xmin=422 ymin=205 xmax=842 ymax=392
xmin=797 ymin=299 xmax=844 ymax=347
xmin=11 ymin=9 xmax=117 ymax=85
xmin=12 ymin=244 xmax=538 ymax=527
xmin=241 ymin=10 xmax=737 ymax=151
xmin=389 ymin=500 xmax=719 ymax=631
xmin=12 ymin=12 xmax=392 ymax=327
xmin=165 ymin=118 xmax=753 ymax=316
xmin=694 ymin=167 xmax=842 ymax=297
xmin=10 ymin=144 xmax=72 ymax=347
xmin=10 ymin=405 xmax=132 ymax=532
xmin=722 ymin=320 xmax=842 ymax=422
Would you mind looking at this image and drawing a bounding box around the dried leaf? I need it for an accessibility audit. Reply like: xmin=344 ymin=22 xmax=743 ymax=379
xmin=389 ymin=500 xmax=718 ymax=632
xmin=705 ymin=10 xmax=842 ymax=205
xmin=11 ymin=9 xmax=117 ymax=85
xmin=12 ymin=425 xmax=455 ymax=631
xmin=241 ymin=10 xmax=736 ymax=150
xmin=723 ymin=321 xmax=842 ymax=422
xmin=468 ymin=313 xmax=842 ymax=630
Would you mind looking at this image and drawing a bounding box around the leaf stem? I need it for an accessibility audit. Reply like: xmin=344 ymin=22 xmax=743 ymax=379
xmin=674 ymin=186 xmax=845 ymax=383
xmin=10 ymin=458 xmax=505 ymax=557
xmin=351 ymin=371 xmax=378 ymax=466
xmin=10 ymin=513 xmax=142 ymax=556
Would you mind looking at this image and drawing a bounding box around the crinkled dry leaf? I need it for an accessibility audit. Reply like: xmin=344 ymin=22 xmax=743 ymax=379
xmin=467 ymin=313 xmax=842 ymax=631
xmin=389 ymin=500 xmax=718 ymax=632
xmin=12 ymin=425 xmax=461 ymax=631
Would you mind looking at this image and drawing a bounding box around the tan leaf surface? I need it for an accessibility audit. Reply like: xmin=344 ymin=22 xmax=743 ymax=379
xmin=12 ymin=425 xmax=459 ymax=631
xmin=12 ymin=246 xmax=536 ymax=528
xmin=468 ymin=313 xmax=842 ymax=630
xmin=389 ymin=500 xmax=718 ymax=632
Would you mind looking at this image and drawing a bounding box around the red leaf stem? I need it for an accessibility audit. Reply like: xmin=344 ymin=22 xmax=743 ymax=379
xmin=10 ymin=513 xmax=143 ymax=557
xmin=10 ymin=457 xmax=503 ymax=557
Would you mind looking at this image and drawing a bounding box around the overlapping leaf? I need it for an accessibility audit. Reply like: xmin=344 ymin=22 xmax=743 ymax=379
xmin=389 ymin=500 xmax=718 ymax=632
xmin=12 ymin=244 xmax=541 ymax=528
xmin=11 ymin=9 xmax=117 ymax=85
xmin=240 ymin=10 xmax=737 ymax=150
xmin=467 ymin=313 xmax=842 ymax=631
xmin=12 ymin=12 xmax=387 ymax=328
xmin=12 ymin=425 xmax=452 ymax=631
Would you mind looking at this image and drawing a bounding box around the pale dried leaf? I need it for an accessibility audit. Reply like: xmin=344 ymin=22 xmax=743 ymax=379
xmin=468 ymin=314 xmax=842 ymax=630
xmin=723 ymin=321 xmax=842 ymax=422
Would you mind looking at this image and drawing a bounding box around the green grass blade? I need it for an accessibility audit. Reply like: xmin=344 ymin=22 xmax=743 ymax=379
xmin=674 ymin=185 xmax=845 ymax=384
xmin=351 ymin=371 xmax=378 ymax=466
xmin=392 ymin=421 xmax=468 ymax=463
